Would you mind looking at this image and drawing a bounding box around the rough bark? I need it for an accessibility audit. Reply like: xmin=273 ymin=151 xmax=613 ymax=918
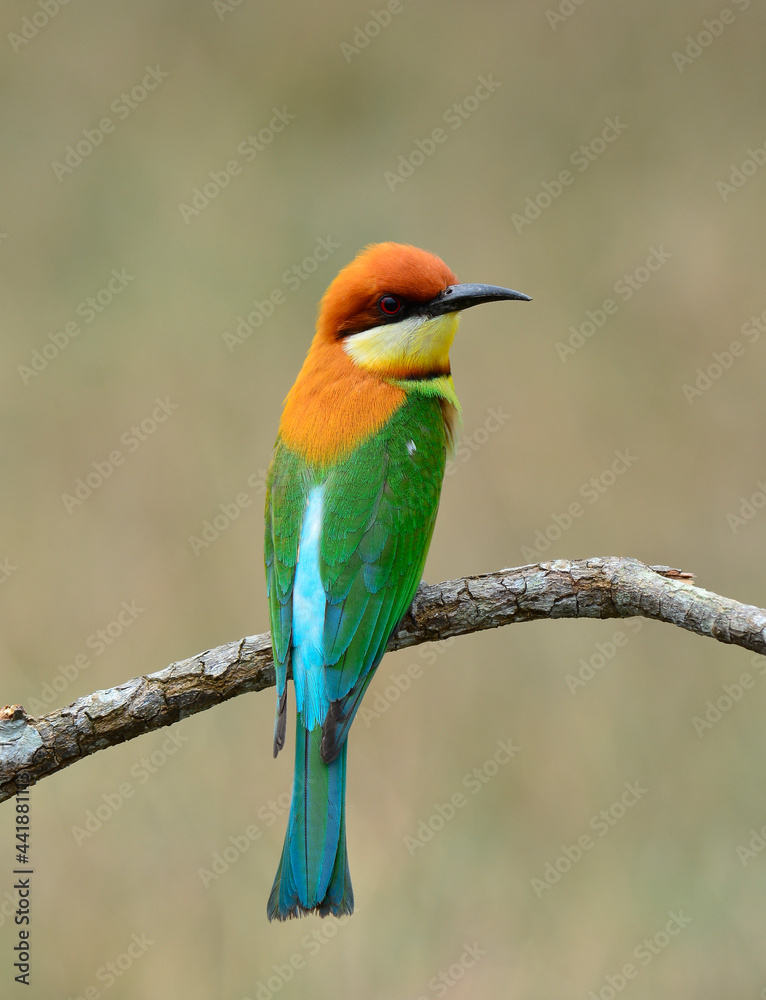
xmin=2 ymin=557 xmax=765 ymax=803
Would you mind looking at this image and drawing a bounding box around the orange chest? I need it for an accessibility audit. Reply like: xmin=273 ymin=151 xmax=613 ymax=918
xmin=278 ymin=343 xmax=406 ymax=465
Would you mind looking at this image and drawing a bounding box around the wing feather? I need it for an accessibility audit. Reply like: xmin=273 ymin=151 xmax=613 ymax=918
xmin=265 ymin=444 xmax=306 ymax=754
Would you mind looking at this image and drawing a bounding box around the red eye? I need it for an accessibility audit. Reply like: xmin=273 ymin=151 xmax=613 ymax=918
xmin=378 ymin=295 xmax=401 ymax=316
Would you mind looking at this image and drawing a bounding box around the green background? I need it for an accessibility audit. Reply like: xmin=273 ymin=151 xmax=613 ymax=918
xmin=2 ymin=0 xmax=766 ymax=996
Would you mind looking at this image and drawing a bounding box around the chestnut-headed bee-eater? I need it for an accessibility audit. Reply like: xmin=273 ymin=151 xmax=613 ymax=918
xmin=265 ymin=242 xmax=530 ymax=920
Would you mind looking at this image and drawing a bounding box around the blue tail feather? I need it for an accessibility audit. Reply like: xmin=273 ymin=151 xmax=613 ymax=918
xmin=267 ymin=717 xmax=354 ymax=921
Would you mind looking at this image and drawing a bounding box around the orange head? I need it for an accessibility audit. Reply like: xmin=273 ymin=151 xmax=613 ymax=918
xmin=318 ymin=243 xmax=458 ymax=345
xmin=315 ymin=242 xmax=530 ymax=379
xmin=278 ymin=242 xmax=530 ymax=463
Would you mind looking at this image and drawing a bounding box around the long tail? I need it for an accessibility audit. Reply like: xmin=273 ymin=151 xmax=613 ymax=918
xmin=267 ymin=716 xmax=354 ymax=921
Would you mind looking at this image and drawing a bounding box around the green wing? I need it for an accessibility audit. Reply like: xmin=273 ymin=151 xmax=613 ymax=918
xmin=319 ymin=393 xmax=447 ymax=760
xmin=264 ymin=444 xmax=306 ymax=754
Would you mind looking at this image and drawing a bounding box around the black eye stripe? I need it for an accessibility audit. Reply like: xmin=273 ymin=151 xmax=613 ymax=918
xmin=336 ymin=295 xmax=418 ymax=337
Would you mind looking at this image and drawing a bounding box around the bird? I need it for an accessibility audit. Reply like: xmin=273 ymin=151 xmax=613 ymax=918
xmin=264 ymin=242 xmax=530 ymax=920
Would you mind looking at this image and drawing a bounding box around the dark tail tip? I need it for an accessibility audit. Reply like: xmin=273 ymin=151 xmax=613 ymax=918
xmin=267 ymin=890 xmax=354 ymax=922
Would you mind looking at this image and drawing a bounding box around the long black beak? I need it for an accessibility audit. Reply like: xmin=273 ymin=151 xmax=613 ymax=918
xmin=427 ymin=282 xmax=531 ymax=317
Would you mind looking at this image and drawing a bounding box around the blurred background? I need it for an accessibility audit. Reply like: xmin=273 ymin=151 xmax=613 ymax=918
xmin=2 ymin=1 xmax=766 ymax=996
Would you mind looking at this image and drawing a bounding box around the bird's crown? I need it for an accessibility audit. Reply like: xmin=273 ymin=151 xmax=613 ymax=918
xmin=317 ymin=242 xmax=458 ymax=340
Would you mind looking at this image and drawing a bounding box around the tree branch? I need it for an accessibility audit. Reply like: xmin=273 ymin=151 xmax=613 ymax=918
xmin=2 ymin=556 xmax=765 ymax=803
